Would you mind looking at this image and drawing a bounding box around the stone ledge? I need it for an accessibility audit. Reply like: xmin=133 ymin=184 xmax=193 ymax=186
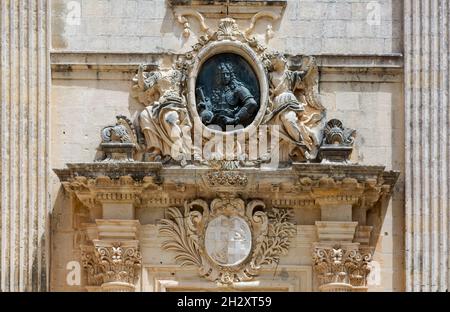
xmin=54 ymin=162 xmax=399 ymax=214
xmin=54 ymin=162 xmax=399 ymax=186
xmin=50 ymin=52 xmax=403 ymax=81
xmin=53 ymin=162 xmax=162 ymax=181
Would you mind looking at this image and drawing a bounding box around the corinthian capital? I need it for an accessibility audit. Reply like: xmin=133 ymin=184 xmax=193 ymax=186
xmin=312 ymin=245 xmax=372 ymax=291
xmin=81 ymin=240 xmax=142 ymax=292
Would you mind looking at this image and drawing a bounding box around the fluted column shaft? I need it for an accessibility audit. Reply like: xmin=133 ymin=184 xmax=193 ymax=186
xmin=0 ymin=0 xmax=50 ymax=291
xmin=404 ymin=0 xmax=449 ymax=292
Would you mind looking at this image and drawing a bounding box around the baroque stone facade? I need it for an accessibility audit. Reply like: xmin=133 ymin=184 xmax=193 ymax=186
xmin=1 ymin=0 xmax=449 ymax=292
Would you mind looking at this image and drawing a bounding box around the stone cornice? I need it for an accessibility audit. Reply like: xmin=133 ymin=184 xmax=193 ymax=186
xmin=54 ymin=163 xmax=399 ymax=217
xmin=54 ymin=162 xmax=399 ymax=188
xmin=50 ymin=52 xmax=403 ymax=81
xmin=53 ymin=162 xmax=162 ymax=181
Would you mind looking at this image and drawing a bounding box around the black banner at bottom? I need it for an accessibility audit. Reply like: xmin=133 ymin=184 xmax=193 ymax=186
xmin=0 ymin=292 xmax=447 ymax=311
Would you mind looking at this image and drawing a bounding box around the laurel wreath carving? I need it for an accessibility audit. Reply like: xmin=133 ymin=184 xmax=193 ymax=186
xmin=159 ymin=198 xmax=295 ymax=284
xmin=251 ymin=208 xmax=296 ymax=268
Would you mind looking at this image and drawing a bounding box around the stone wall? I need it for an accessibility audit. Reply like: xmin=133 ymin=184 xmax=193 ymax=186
xmin=51 ymin=0 xmax=402 ymax=55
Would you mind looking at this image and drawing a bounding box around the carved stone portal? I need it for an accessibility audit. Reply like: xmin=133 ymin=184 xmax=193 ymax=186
xmin=159 ymin=196 xmax=295 ymax=284
xmin=52 ymin=14 xmax=400 ymax=292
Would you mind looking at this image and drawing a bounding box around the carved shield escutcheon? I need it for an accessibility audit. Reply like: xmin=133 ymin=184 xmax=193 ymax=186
xmin=204 ymin=215 xmax=252 ymax=267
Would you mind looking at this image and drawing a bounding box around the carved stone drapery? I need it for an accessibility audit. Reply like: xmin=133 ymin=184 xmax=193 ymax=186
xmin=81 ymin=241 xmax=142 ymax=292
xmin=312 ymin=245 xmax=372 ymax=292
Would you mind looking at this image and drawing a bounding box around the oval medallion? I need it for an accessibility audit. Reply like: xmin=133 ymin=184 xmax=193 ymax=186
xmin=204 ymin=215 xmax=252 ymax=267
xmin=195 ymin=53 xmax=260 ymax=131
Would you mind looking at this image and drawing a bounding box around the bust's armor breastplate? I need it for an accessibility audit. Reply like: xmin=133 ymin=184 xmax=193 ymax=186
xmin=214 ymin=87 xmax=240 ymax=114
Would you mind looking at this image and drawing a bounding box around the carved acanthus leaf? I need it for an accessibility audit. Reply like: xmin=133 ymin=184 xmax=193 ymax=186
xmin=101 ymin=115 xmax=137 ymax=144
xmin=312 ymin=245 xmax=372 ymax=287
xmin=81 ymin=246 xmax=103 ymax=286
xmin=323 ymin=119 xmax=355 ymax=146
xmin=95 ymin=242 xmax=142 ymax=284
xmin=81 ymin=242 xmax=142 ymax=287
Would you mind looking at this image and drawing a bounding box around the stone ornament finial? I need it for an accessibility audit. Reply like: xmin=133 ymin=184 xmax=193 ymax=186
xmin=323 ymin=119 xmax=355 ymax=146
xmin=319 ymin=119 xmax=356 ymax=163
xmin=100 ymin=115 xmax=139 ymax=162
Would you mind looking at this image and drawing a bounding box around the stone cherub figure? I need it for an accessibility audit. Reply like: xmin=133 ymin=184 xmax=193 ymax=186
xmin=132 ymin=64 xmax=196 ymax=166
xmin=263 ymin=53 xmax=325 ymax=161
xmin=196 ymin=62 xmax=259 ymax=131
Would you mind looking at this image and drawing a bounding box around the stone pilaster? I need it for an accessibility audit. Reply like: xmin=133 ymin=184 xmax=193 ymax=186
xmin=0 ymin=0 xmax=50 ymax=291
xmin=404 ymin=0 xmax=450 ymax=292
xmin=312 ymin=219 xmax=373 ymax=292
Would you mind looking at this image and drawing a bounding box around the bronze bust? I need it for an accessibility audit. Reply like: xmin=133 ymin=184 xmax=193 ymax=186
xmin=196 ymin=60 xmax=259 ymax=131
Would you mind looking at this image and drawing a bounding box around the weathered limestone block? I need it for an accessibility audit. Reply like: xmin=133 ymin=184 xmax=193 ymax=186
xmin=315 ymin=221 xmax=358 ymax=242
